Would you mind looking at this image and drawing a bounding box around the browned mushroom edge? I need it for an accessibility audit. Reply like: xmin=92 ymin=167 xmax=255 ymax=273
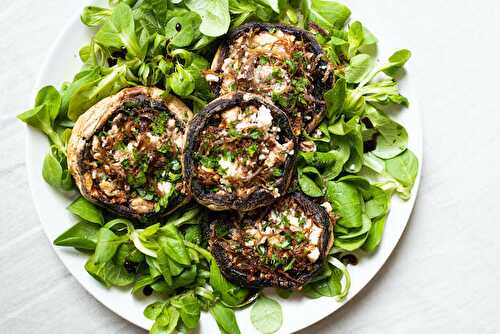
xmin=183 ymin=92 xmax=297 ymax=212
xmin=207 ymin=22 xmax=333 ymax=135
xmin=67 ymin=86 xmax=193 ymax=221
xmin=204 ymin=192 xmax=335 ymax=289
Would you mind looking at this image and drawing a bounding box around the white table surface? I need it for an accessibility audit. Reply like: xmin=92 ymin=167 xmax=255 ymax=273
xmin=1 ymin=1 xmax=499 ymax=333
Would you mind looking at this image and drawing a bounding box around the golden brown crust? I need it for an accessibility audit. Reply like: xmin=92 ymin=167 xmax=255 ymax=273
xmin=67 ymin=86 xmax=193 ymax=219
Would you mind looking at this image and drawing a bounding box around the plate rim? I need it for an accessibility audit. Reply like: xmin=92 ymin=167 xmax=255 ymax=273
xmin=24 ymin=2 xmax=423 ymax=332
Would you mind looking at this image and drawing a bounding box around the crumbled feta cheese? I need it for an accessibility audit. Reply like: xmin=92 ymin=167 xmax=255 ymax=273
xmin=235 ymin=105 xmax=273 ymax=131
xmin=245 ymin=239 xmax=254 ymax=247
xmin=272 ymin=81 xmax=289 ymax=93
xmin=289 ymin=215 xmax=299 ymax=227
xmin=113 ymin=149 xmax=128 ymax=162
xmin=127 ymin=142 xmax=136 ymax=152
xmin=254 ymin=32 xmax=278 ymax=45
xmin=147 ymin=132 xmax=160 ymax=144
xmin=235 ymin=121 xmax=253 ymax=131
xmin=174 ymin=133 xmax=185 ymax=149
xmin=309 ymin=225 xmax=322 ymax=246
xmin=219 ymin=158 xmax=239 ymax=177
xmin=222 ymin=107 xmax=240 ymax=123
xmin=254 ymin=65 xmax=274 ymax=82
xmin=307 ymin=247 xmax=320 ymax=262
xmin=265 ymin=151 xmax=279 ymax=168
xmin=205 ymin=74 xmax=220 ymax=82
xmin=256 ymin=105 xmax=273 ymax=127
xmin=157 ymin=181 xmax=172 ymax=196
xmin=167 ymin=118 xmax=176 ymax=129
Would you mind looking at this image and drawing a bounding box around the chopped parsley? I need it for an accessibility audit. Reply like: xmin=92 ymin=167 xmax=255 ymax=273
xmin=121 ymin=159 xmax=130 ymax=168
xmin=222 ymin=149 xmax=235 ymax=162
xmin=158 ymin=143 xmax=171 ymax=154
xmin=246 ymin=143 xmax=258 ymax=157
xmin=151 ymin=112 xmax=168 ymax=135
xmin=283 ymin=258 xmax=295 ymax=272
xmin=284 ymin=59 xmax=297 ymax=75
xmin=128 ymin=170 xmax=146 ymax=187
xmin=215 ymin=224 xmax=230 ymax=238
xmin=249 ymin=129 xmax=263 ymax=140
xmin=294 ymin=231 xmax=306 ymax=244
xmin=292 ymin=51 xmax=303 ymax=60
xmin=199 ymin=155 xmax=219 ymax=170
xmin=228 ymin=128 xmax=242 ymax=138
xmin=113 ymin=141 xmax=127 ymax=151
xmin=169 ymin=172 xmax=182 ymax=182
xmin=274 ymin=239 xmax=290 ymax=250
xmin=272 ymin=92 xmax=289 ymax=108
xmin=272 ymin=67 xmax=283 ymax=80
xmin=259 ymin=56 xmax=269 ymax=65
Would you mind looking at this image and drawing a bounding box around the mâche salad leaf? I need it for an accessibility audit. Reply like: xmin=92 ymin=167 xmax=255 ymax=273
xmin=19 ymin=1 xmax=418 ymax=333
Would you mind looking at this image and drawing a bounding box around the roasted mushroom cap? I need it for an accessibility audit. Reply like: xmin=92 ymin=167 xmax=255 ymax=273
xmin=207 ymin=23 xmax=332 ymax=135
xmin=206 ymin=192 xmax=335 ymax=289
xmin=68 ymin=87 xmax=193 ymax=220
xmin=184 ymin=92 xmax=296 ymax=211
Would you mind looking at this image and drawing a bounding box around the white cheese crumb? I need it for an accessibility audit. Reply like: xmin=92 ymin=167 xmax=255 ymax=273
xmin=147 ymin=132 xmax=160 ymax=144
xmin=219 ymin=158 xmax=239 ymax=177
xmin=205 ymin=74 xmax=220 ymax=82
xmin=307 ymin=248 xmax=320 ymax=262
xmin=174 ymin=133 xmax=185 ymax=149
xmin=254 ymin=32 xmax=278 ymax=46
xmin=256 ymin=105 xmax=273 ymax=127
xmin=245 ymin=239 xmax=254 ymax=247
xmin=157 ymin=181 xmax=172 ymax=196
xmin=167 ymin=118 xmax=176 ymax=129
xmin=222 ymin=107 xmax=240 ymax=123
xmin=309 ymin=225 xmax=323 ymax=246
xmin=254 ymin=65 xmax=274 ymax=83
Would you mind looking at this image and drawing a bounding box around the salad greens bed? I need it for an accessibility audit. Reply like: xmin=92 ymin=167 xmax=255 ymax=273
xmin=18 ymin=0 xmax=418 ymax=333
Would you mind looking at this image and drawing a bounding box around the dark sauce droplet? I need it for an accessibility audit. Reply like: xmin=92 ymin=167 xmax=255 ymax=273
xmin=143 ymin=285 xmax=153 ymax=296
xmin=123 ymin=260 xmax=137 ymax=273
xmin=361 ymin=117 xmax=374 ymax=129
xmin=175 ymin=23 xmax=182 ymax=32
xmin=340 ymin=254 xmax=358 ymax=266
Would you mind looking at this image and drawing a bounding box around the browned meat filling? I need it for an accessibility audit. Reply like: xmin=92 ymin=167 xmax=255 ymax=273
xmin=213 ymin=196 xmax=325 ymax=283
xmin=207 ymin=28 xmax=322 ymax=132
xmin=80 ymin=95 xmax=186 ymax=214
xmin=194 ymin=102 xmax=294 ymax=198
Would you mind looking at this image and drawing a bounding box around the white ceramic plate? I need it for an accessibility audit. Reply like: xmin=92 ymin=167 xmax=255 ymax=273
xmin=25 ymin=1 xmax=423 ymax=333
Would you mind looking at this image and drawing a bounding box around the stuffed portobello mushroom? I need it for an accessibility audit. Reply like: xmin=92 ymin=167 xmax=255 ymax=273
xmin=206 ymin=23 xmax=332 ymax=135
xmin=206 ymin=192 xmax=335 ymax=289
xmin=184 ymin=92 xmax=297 ymax=211
xmin=67 ymin=87 xmax=193 ymax=220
